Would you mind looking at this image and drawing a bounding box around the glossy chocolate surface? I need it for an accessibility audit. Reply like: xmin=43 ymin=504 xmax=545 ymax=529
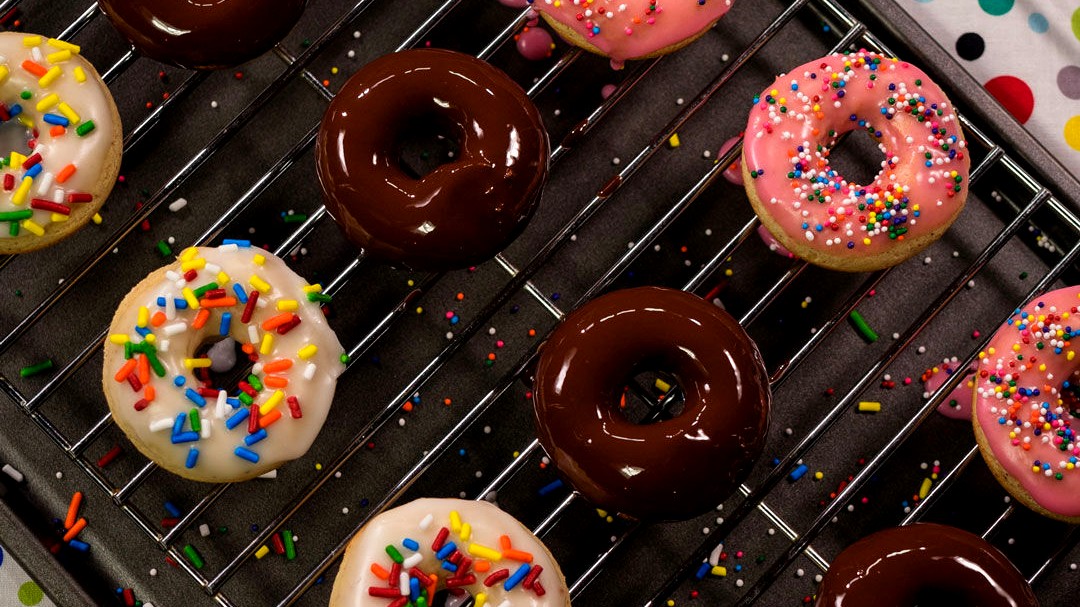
xmin=98 ymin=0 xmax=306 ymax=70
xmin=816 ymin=523 xmax=1038 ymax=607
xmin=532 ymin=287 xmax=771 ymax=521
xmin=315 ymin=49 xmax=548 ymax=272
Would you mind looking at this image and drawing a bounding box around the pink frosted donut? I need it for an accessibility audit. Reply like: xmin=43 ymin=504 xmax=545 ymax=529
xmin=973 ymin=286 xmax=1080 ymax=523
xmin=921 ymin=356 xmax=975 ymax=420
xmin=742 ymin=51 xmax=970 ymax=272
xmin=531 ymin=0 xmax=735 ymax=63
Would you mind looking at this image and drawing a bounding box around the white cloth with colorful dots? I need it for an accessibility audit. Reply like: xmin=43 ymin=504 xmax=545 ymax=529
xmin=0 ymin=545 xmax=56 ymax=607
xmin=902 ymin=0 xmax=1080 ymax=178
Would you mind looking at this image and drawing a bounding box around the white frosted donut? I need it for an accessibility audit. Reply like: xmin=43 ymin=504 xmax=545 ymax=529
xmin=330 ymin=498 xmax=570 ymax=607
xmin=0 ymin=32 xmax=122 ymax=254
xmin=102 ymin=245 xmax=345 ymax=482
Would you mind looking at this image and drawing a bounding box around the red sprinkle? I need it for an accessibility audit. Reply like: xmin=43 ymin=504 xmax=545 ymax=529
xmin=276 ymin=315 xmax=302 ymax=335
xmin=247 ymin=404 xmax=259 ymax=433
xmin=432 ymin=527 xmax=449 ymax=551
xmin=3 ymin=174 xmax=13 ymax=190
xmin=445 ymin=573 xmax=476 ymax=588
xmin=523 ymin=564 xmax=543 ymax=589
xmin=122 ymin=588 xmax=135 ymax=607
xmin=241 ymin=290 xmax=259 ymax=324
xmin=21 ymin=153 xmax=41 ymax=169
xmin=287 ymin=395 xmax=302 ymax=419
xmin=483 ymin=569 xmax=510 ymax=587
xmin=29 ymin=198 xmax=70 ymax=214
xmin=533 ymin=580 xmax=546 ymax=596
xmin=96 ymin=444 xmax=123 ymax=468
xmin=67 ymin=192 xmax=93 ymax=203
xmin=367 ymin=586 xmax=401 ymax=598
xmin=271 ymin=533 xmax=285 ymax=555
xmin=133 ymin=398 xmax=150 ymax=411
xmin=127 ymin=373 xmax=143 ymax=393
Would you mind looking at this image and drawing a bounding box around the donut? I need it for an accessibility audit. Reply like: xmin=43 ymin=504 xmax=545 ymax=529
xmin=102 ymin=245 xmax=345 ymax=483
xmin=815 ymin=523 xmax=1037 ymax=606
xmin=920 ymin=356 xmax=975 ymax=420
xmin=0 ymin=33 xmax=121 ymax=254
xmin=531 ymin=286 xmax=770 ymax=521
xmin=532 ymin=0 xmax=736 ymax=64
xmin=330 ymin=498 xmax=570 ymax=607
xmin=315 ymin=49 xmax=548 ymax=272
xmin=973 ymin=285 xmax=1080 ymax=523
xmin=98 ymin=0 xmax=307 ymax=70
xmin=742 ymin=50 xmax=970 ymax=272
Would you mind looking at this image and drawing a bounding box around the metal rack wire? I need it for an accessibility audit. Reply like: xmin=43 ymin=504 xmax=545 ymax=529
xmin=0 ymin=0 xmax=1078 ymax=605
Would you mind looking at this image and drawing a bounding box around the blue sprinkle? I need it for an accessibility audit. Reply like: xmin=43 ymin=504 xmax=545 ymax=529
xmin=9 ymin=104 xmax=22 ymax=117
xmin=441 ymin=560 xmax=459 ymax=572
xmin=234 ymin=447 xmax=260 ymax=463
xmin=185 ymin=388 xmax=207 ymax=408
xmin=695 ymin=562 xmax=710 ymax=579
xmin=232 ymin=283 xmax=248 ymax=303
xmin=504 ymin=564 xmax=531 ymax=591
xmin=173 ymin=376 xmax=186 ymax=387
xmin=24 ymin=164 xmax=42 ymax=179
xmin=244 ymin=429 xmax=268 ymax=446
xmin=42 ymin=113 xmax=69 ymax=126
xmin=789 ymin=464 xmax=809 ymax=481
xmin=435 ymin=542 xmax=457 ymax=560
xmin=175 ymin=298 xmax=189 ymax=310
xmin=185 ymin=447 xmax=199 ymax=469
xmin=68 ymin=539 xmax=91 ymax=552
xmin=538 ymin=479 xmax=564 ymax=496
xmin=134 ymin=326 xmax=151 ymax=337
xmin=171 ymin=431 xmax=199 ymax=444
xmin=220 ymin=312 xmax=232 ymax=336
xmin=164 ymin=501 xmax=182 ymax=517
xmin=222 ymin=239 xmax=251 ymax=247
xmin=171 ymin=413 xmax=186 ymax=436
xmin=402 ymin=538 xmax=420 ymax=551
xmin=225 ymin=407 xmax=250 ymax=430
xmin=226 ymin=397 xmax=241 ymax=408
xmin=409 ymin=577 xmax=420 ymax=602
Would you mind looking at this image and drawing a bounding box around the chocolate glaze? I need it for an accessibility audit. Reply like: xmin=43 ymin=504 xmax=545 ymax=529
xmin=816 ymin=523 xmax=1038 ymax=607
xmin=315 ymin=49 xmax=549 ymax=272
xmin=532 ymin=287 xmax=770 ymax=521
xmin=98 ymin=0 xmax=306 ymax=70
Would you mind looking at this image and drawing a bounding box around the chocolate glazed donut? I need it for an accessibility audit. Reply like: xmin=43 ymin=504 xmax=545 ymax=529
xmin=315 ymin=49 xmax=549 ymax=272
xmin=532 ymin=287 xmax=771 ymax=521
xmin=98 ymin=0 xmax=307 ymax=69
xmin=816 ymin=523 xmax=1038 ymax=607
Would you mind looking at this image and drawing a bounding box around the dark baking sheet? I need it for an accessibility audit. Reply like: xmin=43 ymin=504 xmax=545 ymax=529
xmin=0 ymin=0 xmax=1077 ymax=605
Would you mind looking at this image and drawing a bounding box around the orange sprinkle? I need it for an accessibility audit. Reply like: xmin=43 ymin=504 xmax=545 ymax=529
xmin=402 ymin=402 xmax=413 ymax=412
xmin=192 ymin=308 xmax=211 ymax=329
xmin=371 ymin=563 xmax=390 ymax=580
xmin=114 ymin=358 xmax=137 ymax=382
xmin=21 ymin=59 xmax=47 ymax=77
xmin=56 ymin=164 xmax=76 ymax=183
xmin=499 ymin=535 xmax=512 ymax=550
xmin=137 ymin=354 xmax=150 ymax=384
xmin=241 ymin=343 xmax=255 ymax=355
xmin=262 ymin=359 xmax=292 ymax=373
xmin=151 ymin=311 xmax=166 ymax=327
xmin=145 ymin=385 xmax=156 ymax=402
xmin=261 ymin=313 xmax=293 ymax=331
xmin=62 ymin=517 xmax=86 ymax=542
xmin=261 ymin=409 xmax=282 ymax=427
xmin=264 ymin=375 xmax=288 ymax=388
xmin=49 ymin=125 xmax=65 ymax=137
xmin=199 ymin=296 xmax=238 ymax=308
xmin=503 ymin=548 xmax=534 ymax=563
xmin=64 ymin=492 xmax=82 ymax=530
xmin=474 ymin=559 xmax=491 ymax=573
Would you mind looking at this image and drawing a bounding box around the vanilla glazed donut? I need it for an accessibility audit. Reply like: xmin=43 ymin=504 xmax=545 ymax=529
xmin=742 ymin=50 xmax=969 ymax=272
xmin=532 ymin=287 xmax=770 ymax=521
xmin=974 ymin=285 xmax=1080 ymax=523
xmin=0 ymin=32 xmax=122 ymax=254
xmin=815 ymin=523 xmax=1037 ymax=607
xmin=102 ymin=245 xmax=345 ymax=483
xmin=531 ymin=0 xmax=736 ymax=64
xmin=330 ymin=498 xmax=570 ymax=607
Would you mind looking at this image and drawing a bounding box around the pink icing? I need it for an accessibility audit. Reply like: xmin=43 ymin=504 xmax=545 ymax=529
xmin=742 ymin=51 xmax=969 ymax=258
xmin=974 ymin=286 xmax=1080 ymax=518
xmin=718 ymin=135 xmax=744 ymax=186
xmin=532 ymin=0 xmax=734 ymax=61
xmin=921 ymin=356 xmax=975 ymax=420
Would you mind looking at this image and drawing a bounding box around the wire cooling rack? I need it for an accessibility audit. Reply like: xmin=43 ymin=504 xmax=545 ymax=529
xmin=0 ymin=0 xmax=1078 ymax=605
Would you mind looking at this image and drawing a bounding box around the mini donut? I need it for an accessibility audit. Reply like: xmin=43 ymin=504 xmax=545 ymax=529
xmin=330 ymin=498 xmax=570 ymax=607
xmin=920 ymin=356 xmax=975 ymax=420
xmin=974 ymin=285 xmax=1080 ymax=523
xmin=98 ymin=0 xmax=307 ymax=70
xmin=316 ymin=49 xmax=548 ymax=272
xmin=815 ymin=523 xmax=1037 ymax=606
xmin=742 ymin=50 xmax=970 ymax=272
xmin=532 ymin=286 xmax=770 ymax=521
xmin=532 ymin=0 xmax=736 ymax=64
xmin=102 ymin=244 xmax=346 ymax=483
xmin=0 ymin=33 xmax=121 ymax=254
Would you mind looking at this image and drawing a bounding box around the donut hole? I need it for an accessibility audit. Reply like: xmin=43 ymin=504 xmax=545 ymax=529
xmin=0 ymin=119 xmax=34 ymax=157
xmin=191 ymin=336 xmax=255 ymax=393
xmin=430 ymin=588 xmax=474 ymax=607
xmin=394 ymin=111 xmax=463 ymax=179
xmin=620 ymin=367 xmax=686 ymax=425
xmin=823 ymin=129 xmax=886 ymax=188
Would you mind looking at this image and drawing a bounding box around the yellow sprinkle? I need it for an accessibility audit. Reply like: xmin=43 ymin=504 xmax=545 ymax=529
xmin=252 ymin=254 xmax=266 ymax=265
xmin=254 ymin=545 xmax=270 ymax=559
xmin=260 ymin=333 xmax=274 ymax=355
xmin=711 ymin=566 xmax=727 ymax=577
xmin=22 ymin=35 xmax=42 ymax=47
xmin=57 ymin=102 xmax=80 ymax=124
xmin=249 ymin=274 xmax=271 ymax=293
xmin=73 ymin=66 xmax=86 ymax=83
xmin=144 ymin=334 xmax=156 ymax=344
xmin=10 ymin=152 xmax=26 ymax=167
xmin=12 ymin=177 xmax=33 ymax=205
xmin=857 ymin=401 xmax=881 ymax=413
xmin=654 ymin=379 xmax=671 ymax=392
xmin=35 ymin=93 xmax=60 ymax=112
xmin=814 ymin=471 xmax=824 ymax=480
xmin=181 ymin=258 xmax=206 ymax=271
xmin=91 ymin=213 xmax=102 ymax=225
xmin=668 ymin=133 xmax=680 ymax=148
xmin=179 ymin=247 xmax=199 ymax=261
xmin=297 ymin=344 xmax=318 ymax=360
xmin=467 ymin=543 xmax=502 ymax=561
xmin=276 ymin=300 xmax=298 ymax=312
xmin=474 ymin=593 xmax=487 ymax=607
xmin=216 ymin=271 xmax=230 ymax=285
xmin=20 ymin=219 xmax=44 ymax=236
xmin=47 ymin=38 xmax=80 ymax=53
xmin=449 ymin=511 xmax=462 ymax=532
xmin=302 ymin=283 xmax=323 ymax=293
xmin=460 ymin=523 xmax=472 ymax=542
xmin=46 ymin=50 xmax=72 ymax=63
xmin=1069 ymin=351 xmax=1076 ymax=361
xmin=108 ymin=334 xmax=129 ymax=345
xmin=0 ymin=65 xmax=9 ymax=84
xmin=918 ymin=477 xmax=932 ymax=499
xmin=137 ymin=306 xmax=149 ymax=328
xmin=181 ymin=287 xmax=200 ymax=310
xmin=259 ymin=390 xmax=284 ymax=415
xmin=50 ymin=212 xmax=68 ymax=222
xmin=17 ymin=115 xmax=32 ymax=131
xmin=39 ymin=66 xmax=62 ymax=87
xmin=184 ymin=358 xmax=212 ymax=369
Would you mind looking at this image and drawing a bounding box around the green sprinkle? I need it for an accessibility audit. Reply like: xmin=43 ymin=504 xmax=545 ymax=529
xmin=8 ymin=221 xmax=18 ymax=236
xmin=156 ymin=240 xmax=173 ymax=257
xmin=283 ymin=530 xmax=296 ymax=561
xmin=283 ymin=214 xmax=308 ymax=223
xmin=19 ymin=359 xmax=54 ymax=378
xmin=1019 ymin=272 xmax=1028 ymax=280
xmin=75 ymin=120 xmax=95 ymax=137
xmin=339 ymin=353 xmax=350 ymax=365
xmin=192 ymin=282 xmax=219 ymax=298
xmin=0 ymin=210 xmax=33 ymax=221
xmin=183 ymin=544 xmax=204 ymax=569
xmin=123 ymin=341 xmax=133 ymax=360
xmin=189 ymin=409 xmax=201 ymax=433
xmin=146 ymin=349 xmax=166 ymax=377
xmin=247 ymin=374 xmax=263 ymax=392
xmin=238 ymin=391 xmax=253 ymax=406
xmin=19 ymin=90 xmax=31 ymax=100
xmin=385 ymin=544 xmax=404 ymax=564
xmin=307 ymin=292 xmax=332 ymax=303
xmin=849 ymin=310 xmax=879 ymax=343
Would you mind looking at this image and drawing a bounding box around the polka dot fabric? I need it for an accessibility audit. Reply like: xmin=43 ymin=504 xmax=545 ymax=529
xmin=0 ymin=543 xmax=56 ymax=606
xmin=904 ymin=0 xmax=1080 ymax=178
